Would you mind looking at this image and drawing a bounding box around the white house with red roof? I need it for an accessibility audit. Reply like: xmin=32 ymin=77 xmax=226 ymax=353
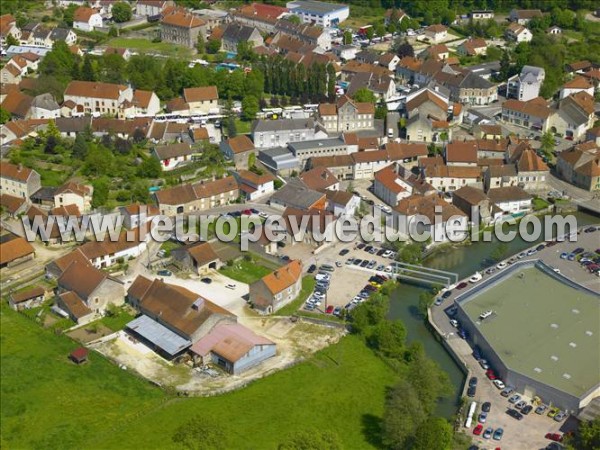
xmin=73 ymin=7 xmax=103 ymax=31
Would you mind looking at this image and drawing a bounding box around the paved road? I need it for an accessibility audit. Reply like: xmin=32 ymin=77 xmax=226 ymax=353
xmin=386 ymin=112 xmax=400 ymax=139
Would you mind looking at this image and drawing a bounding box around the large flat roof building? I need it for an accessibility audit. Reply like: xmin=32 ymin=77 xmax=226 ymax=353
xmin=286 ymin=0 xmax=349 ymax=27
xmin=455 ymin=261 xmax=600 ymax=413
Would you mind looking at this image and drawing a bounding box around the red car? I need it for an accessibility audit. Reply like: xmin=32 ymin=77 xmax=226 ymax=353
xmin=457 ymin=282 xmax=468 ymax=289
xmin=486 ymin=369 xmax=497 ymax=380
xmin=241 ymin=209 xmax=252 ymax=215
xmin=545 ymin=433 xmax=563 ymax=442
xmin=325 ymin=305 xmax=334 ymax=314
xmin=473 ymin=424 xmax=483 ymax=435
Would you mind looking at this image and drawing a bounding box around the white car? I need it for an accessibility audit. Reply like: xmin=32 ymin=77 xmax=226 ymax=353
xmin=315 ymin=273 xmax=330 ymax=282
xmin=496 ymin=262 xmax=507 ymax=269
xmin=258 ymin=212 xmax=268 ymax=219
xmin=493 ymin=379 xmax=506 ymax=389
xmin=384 ymin=266 xmax=393 ymax=273
xmin=450 ymin=319 xmax=459 ymax=328
xmin=312 ymin=291 xmax=325 ymax=299
xmin=382 ymin=250 xmax=393 ymax=258
xmin=469 ymin=272 xmax=482 ymax=283
xmin=382 ymin=206 xmax=392 ymax=214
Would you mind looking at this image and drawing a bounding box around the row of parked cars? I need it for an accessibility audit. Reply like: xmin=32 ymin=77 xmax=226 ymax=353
xmin=559 ymin=243 xmax=600 ymax=275
xmin=343 ymin=274 xmax=390 ymax=313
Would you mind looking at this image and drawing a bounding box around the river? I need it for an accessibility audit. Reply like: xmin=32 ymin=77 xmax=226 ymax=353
xmin=388 ymin=211 xmax=600 ymax=418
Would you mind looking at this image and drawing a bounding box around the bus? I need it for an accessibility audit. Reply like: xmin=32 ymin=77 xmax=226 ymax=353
xmin=464 ymin=401 xmax=477 ymax=428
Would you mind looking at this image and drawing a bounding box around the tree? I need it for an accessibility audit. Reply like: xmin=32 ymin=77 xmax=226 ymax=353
xmin=352 ymin=87 xmax=376 ymax=104
xmin=108 ymin=25 xmax=118 ymax=37
xmin=374 ymin=23 xmax=386 ymax=38
xmin=284 ymin=15 xmax=301 ymax=25
xmin=564 ymin=418 xmax=600 ymax=450
xmin=278 ymin=429 xmax=342 ymax=450
xmin=226 ymin=115 xmax=237 ymax=138
xmin=6 ymin=33 xmax=18 ymax=47
xmin=73 ymin=133 xmax=89 ymax=159
xmin=365 ymin=27 xmax=374 ymax=41
xmin=91 ymin=178 xmax=110 ymax=208
xmin=499 ymin=50 xmax=511 ymax=82
xmin=247 ymin=152 xmax=256 ymax=169
xmin=413 ymin=418 xmax=453 ymax=450
xmin=137 ymin=157 xmax=162 ymax=178
xmin=407 ymin=353 xmax=452 ymax=415
xmin=171 ymin=416 xmax=228 ymax=450
xmin=540 ymin=131 xmax=555 ymax=158
xmin=111 ymin=2 xmax=132 ymax=23
xmin=207 ymin=39 xmax=221 ymax=54
xmin=368 ymin=320 xmax=406 ymax=358
xmin=343 ymin=30 xmax=352 ymax=45
xmin=196 ymin=33 xmax=205 ymax=54
xmin=62 ymin=4 xmax=78 ymax=26
xmin=392 ymin=38 xmax=414 ymax=58
xmin=241 ymin=95 xmax=259 ymax=121
xmin=81 ymin=54 xmax=96 ymax=82
xmin=0 ymin=107 xmax=10 ymax=124
xmin=382 ymin=380 xmax=427 ymax=450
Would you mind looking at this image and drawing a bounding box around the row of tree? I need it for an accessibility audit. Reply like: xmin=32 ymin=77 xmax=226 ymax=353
xmin=349 ymin=284 xmax=454 ymax=449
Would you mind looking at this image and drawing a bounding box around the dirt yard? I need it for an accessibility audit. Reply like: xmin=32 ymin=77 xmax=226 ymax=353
xmin=90 ymin=317 xmax=346 ymax=395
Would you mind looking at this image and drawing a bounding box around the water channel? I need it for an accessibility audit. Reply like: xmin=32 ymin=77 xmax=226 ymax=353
xmin=388 ymin=211 xmax=600 ymax=417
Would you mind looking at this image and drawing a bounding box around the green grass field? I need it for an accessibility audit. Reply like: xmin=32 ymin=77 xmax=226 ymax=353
xmin=218 ymin=258 xmax=272 ymax=284
xmin=106 ymin=38 xmax=192 ymax=58
xmin=1 ymin=305 xmax=396 ymax=449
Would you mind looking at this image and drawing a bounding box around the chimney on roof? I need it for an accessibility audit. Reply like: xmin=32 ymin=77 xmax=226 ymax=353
xmin=274 ymin=270 xmax=280 ymax=279
xmin=17 ymin=163 xmax=22 ymax=171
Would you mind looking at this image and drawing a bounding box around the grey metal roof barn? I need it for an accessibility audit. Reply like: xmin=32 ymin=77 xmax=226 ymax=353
xmin=127 ymin=315 xmax=191 ymax=356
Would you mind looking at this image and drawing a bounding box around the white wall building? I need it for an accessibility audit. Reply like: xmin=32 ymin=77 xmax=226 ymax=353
xmin=286 ymin=0 xmax=349 ymax=27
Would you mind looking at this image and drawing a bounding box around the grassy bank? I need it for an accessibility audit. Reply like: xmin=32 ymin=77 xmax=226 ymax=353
xmin=1 ymin=303 xmax=396 ymax=449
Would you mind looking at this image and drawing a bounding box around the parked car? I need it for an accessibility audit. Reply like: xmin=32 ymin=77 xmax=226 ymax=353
xmin=493 ymin=428 xmax=504 ymax=440
xmin=547 ymin=407 xmax=560 ymax=418
xmin=479 ymin=359 xmax=490 ymax=370
xmin=483 ymin=427 xmax=493 ymax=439
xmin=450 ymin=319 xmax=459 ymax=328
xmin=467 ymin=385 xmax=476 ymax=397
xmin=481 ymin=402 xmax=491 ymax=412
xmin=308 ymin=264 xmax=317 ymax=273
xmin=515 ymin=400 xmax=527 ymax=410
xmin=200 ymin=277 xmax=212 ymax=284
xmin=325 ymin=305 xmax=334 ymax=314
xmin=545 ymin=433 xmax=563 ymax=442
xmin=521 ymin=405 xmax=533 ymax=415
xmin=339 ymin=249 xmax=349 ymax=256
xmin=473 ymin=424 xmax=483 ymax=435
xmin=457 ymin=282 xmax=468 ymax=289
xmin=493 ymin=380 xmax=505 ymax=389
xmin=356 ymin=243 xmax=366 ymax=249
xmin=560 ymin=252 xmax=569 ymax=259
xmin=500 ymin=387 xmax=514 ymax=397
xmin=353 ymin=259 xmax=363 ymax=266
xmin=157 ymin=269 xmax=172 ymax=276
xmin=506 ymin=409 xmax=523 ymax=420
xmin=554 ymin=411 xmax=567 ymax=422
xmin=508 ymin=394 xmax=521 ymax=404
xmin=442 ymin=290 xmax=452 ymax=299
xmin=469 ymin=377 xmax=478 ymax=387
xmin=535 ymin=404 xmax=548 ymax=414
xmin=478 ymin=412 xmax=487 ymax=423
xmin=485 ymin=369 xmax=497 ymax=380
xmin=333 ymin=306 xmax=342 ymax=316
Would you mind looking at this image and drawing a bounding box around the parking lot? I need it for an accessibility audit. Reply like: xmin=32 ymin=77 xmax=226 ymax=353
xmin=301 ymin=241 xmax=398 ymax=315
xmin=461 ymin=336 xmax=572 ymax=450
xmin=431 ymin=226 xmax=599 ymax=449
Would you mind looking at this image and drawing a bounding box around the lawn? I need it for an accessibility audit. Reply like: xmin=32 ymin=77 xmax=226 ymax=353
xmin=0 ymin=304 xmax=164 ymax=449
xmin=33 ymin=167 xmax=69 ymax=187
xmin=1 ymin=304 xmax=397 ymax=449
xmin=274 ymin=276 xmax=316 ymax=316
xmin=106 ymin=38 xmax=192 ymax=58
xmin=160 ymin=240 xmax=183 ymax=257
xmin=218 ymin=258 xmax=272 ymax=284
xmin=233 ymin=118 xmax=252 ymax=134
xmin=532 ymin=197 xmax=550 ymax=211
xmin=99 ymin=306 xmax=136 ymax=332
xmin=90 ymin=334 xmax=396 ymax=449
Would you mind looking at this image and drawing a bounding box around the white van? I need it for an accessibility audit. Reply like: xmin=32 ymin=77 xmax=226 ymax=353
xmin=388 ymin=128 xmax=394 ymax=138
